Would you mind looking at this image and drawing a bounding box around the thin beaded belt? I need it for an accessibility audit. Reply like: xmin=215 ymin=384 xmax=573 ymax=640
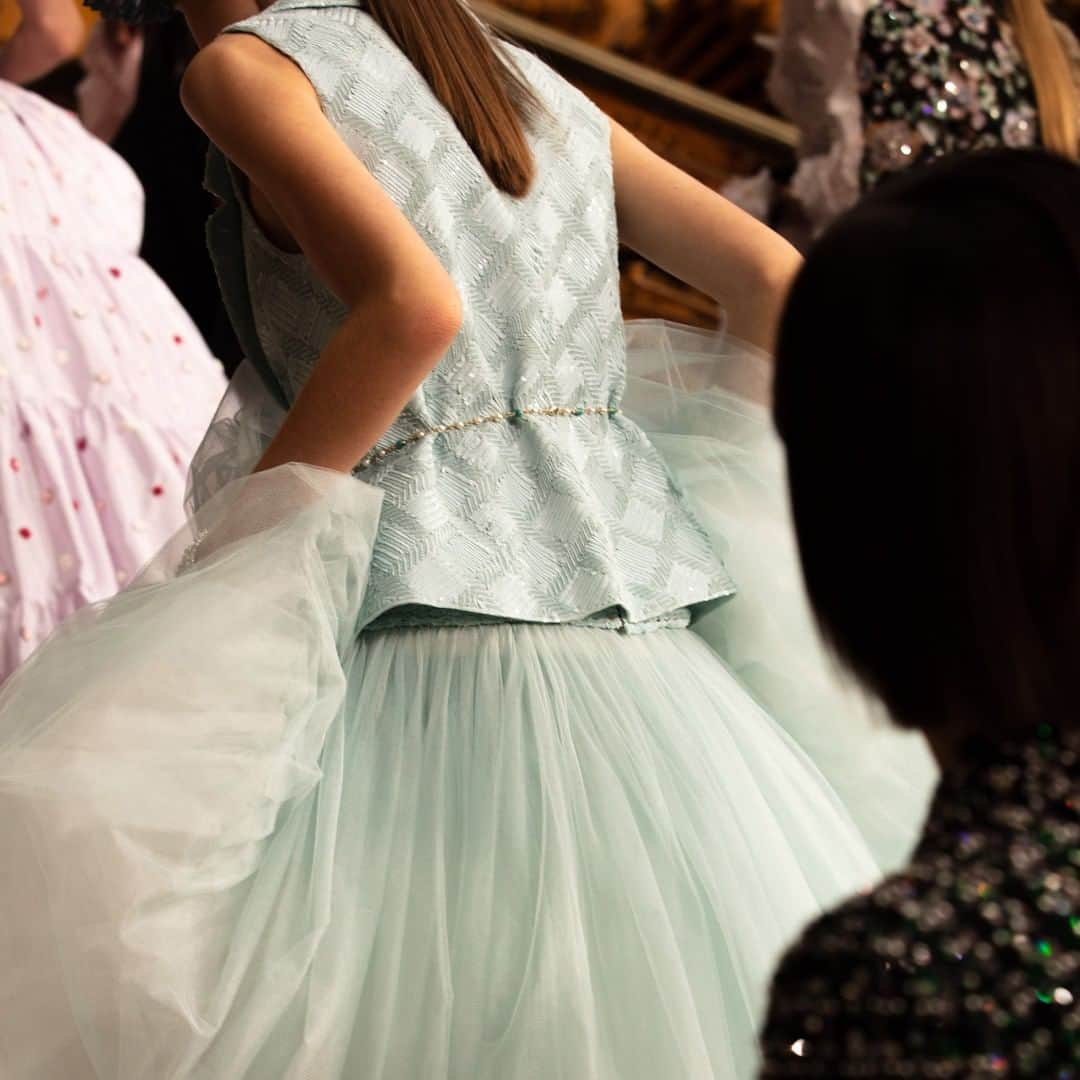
xmin=356 ymin=403 xmax=620 ymax=471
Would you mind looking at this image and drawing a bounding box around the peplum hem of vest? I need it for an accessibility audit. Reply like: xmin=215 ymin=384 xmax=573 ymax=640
xmin=183 ymin=347 xmax=745 ymax=637
xmin=339 ymin=402 xmax=737 ymax=633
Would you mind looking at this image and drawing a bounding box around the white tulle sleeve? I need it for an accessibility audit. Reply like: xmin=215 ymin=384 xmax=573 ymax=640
xmin=185 ymin=359 xmax=289 ymax=515
xmin=0 ymin=460 xmax=384 ymax=1078
xmin=768 ymin=0 xmax=870 ymax=234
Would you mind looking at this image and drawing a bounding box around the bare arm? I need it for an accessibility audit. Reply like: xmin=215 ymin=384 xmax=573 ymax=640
xmin=182 ymin=34 xmax=462 ymax=475
xmin=610 ymin=120 xmax=801 ymax=351
xmin=0 ymin=0 xmax=85 ymax=86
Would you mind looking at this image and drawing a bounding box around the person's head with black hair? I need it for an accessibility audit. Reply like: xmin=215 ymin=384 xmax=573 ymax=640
xmin=775 ymin=148 xmax=1080 ymax=760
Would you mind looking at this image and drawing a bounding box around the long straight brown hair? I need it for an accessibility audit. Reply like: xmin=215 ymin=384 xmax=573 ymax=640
xmin=364 ymin=0 xmax=542 ymax=196
xmin=1005 ymin=0 xmax=1079 ymax=160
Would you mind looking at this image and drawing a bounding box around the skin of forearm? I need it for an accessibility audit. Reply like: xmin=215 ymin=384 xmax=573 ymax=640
xmin=254 ymin=296 xmax=460 ymax=475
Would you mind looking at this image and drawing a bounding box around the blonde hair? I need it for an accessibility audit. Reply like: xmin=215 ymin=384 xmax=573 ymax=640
xmin=1005 ymin=0 xmax=1079 ymax=159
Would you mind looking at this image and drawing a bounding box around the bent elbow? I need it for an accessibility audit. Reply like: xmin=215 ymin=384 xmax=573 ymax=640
xmin=382 ymin=273 xmax=463 ymax=368
xmin=736 ymin=243 xmax=802 ymax=324
xmin=413 ymin=282 xmax=464 ymax=356
xmin=756 ymin=242 xmax=803 ymax=299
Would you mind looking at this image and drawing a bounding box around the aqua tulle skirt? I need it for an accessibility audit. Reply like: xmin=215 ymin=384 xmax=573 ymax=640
xmin=0 ymin=323 xmax=937 ymax=1078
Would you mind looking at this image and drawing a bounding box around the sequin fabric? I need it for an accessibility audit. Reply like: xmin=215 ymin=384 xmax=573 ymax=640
xmin=759 ymin=725 xmax=1080 ymax=1078
xmin=206 ymin=0 xmax=734 ymax=632
xmin=858 ymin=0 xmax=1039 ymax=192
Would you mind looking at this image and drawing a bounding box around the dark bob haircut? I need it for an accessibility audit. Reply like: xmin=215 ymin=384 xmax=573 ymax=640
xmin=774 ymin=149 xmax=1080 ymax=738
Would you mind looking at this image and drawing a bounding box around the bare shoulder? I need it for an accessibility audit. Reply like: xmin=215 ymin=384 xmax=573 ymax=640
xmin=180 ymin=32 xmax=319 ymax=149
xmin=177 ymin=24 xmax=459 ymax=311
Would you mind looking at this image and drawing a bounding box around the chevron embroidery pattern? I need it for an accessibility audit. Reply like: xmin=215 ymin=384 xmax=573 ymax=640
xmin=212 ymin=0 xmax=735 ymax=629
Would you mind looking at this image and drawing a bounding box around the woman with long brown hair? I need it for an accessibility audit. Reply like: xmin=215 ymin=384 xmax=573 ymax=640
xmin=0 ymin=0 xmax=934 ymax=1076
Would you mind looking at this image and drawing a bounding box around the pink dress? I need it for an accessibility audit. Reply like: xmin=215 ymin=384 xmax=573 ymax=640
xmin=0 ymin=81 xmax=226 ymax=678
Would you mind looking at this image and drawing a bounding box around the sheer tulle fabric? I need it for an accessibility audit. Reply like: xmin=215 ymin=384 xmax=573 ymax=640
xmin=0 ymin=322 xmax=934 ymax=1078
xmin=0 ymin=465 xmax=383 ymax=1077
xmin=623 ymin=322 xmax=938 ymax=868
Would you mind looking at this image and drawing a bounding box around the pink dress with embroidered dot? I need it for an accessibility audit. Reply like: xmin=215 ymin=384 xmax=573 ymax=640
xmin=0 ymin=81 xmax=226 ymax=678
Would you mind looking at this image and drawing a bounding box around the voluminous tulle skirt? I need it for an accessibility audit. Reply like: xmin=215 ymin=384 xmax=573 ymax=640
xmin=0 ymin=323 xmax=937 ymax=1078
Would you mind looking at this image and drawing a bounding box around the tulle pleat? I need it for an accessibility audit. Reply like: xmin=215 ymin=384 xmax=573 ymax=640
xmin=623 ymin=321 xmax=938 ymax=869
xmin=244 ymin=622 xmax=875 ymax=1080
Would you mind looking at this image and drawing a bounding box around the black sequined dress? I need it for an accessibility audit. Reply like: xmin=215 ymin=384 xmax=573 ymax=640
xmin=760 ymin=726 xmax=1080 ymax=1078
xmin=859 ymin=0 xmax=1044 ymax=191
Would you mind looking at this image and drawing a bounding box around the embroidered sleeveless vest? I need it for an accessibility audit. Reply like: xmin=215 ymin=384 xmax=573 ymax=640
xmin=206 ymin=0 xmax=734 ymax=629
